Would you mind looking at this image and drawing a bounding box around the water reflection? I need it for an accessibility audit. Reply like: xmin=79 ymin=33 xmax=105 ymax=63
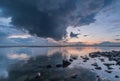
xmin=47 ymin=47 xmax=102 ymax=58
xmin=7 ymin=53 xmax=30 ymax=60
xmin=6 ymin=53 xmax=96 ymax=81
xmin=0 ymin=47 xmax=120 ymax=81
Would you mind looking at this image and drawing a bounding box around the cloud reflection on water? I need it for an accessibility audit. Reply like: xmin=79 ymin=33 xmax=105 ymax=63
xmin=0 ymin=47 xmax=120 ymax=81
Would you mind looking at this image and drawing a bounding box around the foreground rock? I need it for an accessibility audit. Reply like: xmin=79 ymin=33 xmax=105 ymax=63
xmin=63 ymin=60 xmax=71 ymax=68
xmin=46 ymin=65 xmax=52 ymax=68
xmin=91 ymin=63 xmax=102 ymax=70
xmin=89 ymin=51 xmax=120 ymax=67
xmin=71 ymin=74 xmax=78 ymax=79
xmin=56 ymin=64 xmax=62 ymax=68
xmin=115 ymin=75 xmax=119 ymax=78
xmin=105 ymin=70 xmax=112 ymax=73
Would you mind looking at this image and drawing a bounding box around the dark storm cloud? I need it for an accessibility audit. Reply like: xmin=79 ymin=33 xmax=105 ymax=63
xmin=0 ymin=0 xmax=113 ymax=40
xmin=70 ymin=32 xmax=79 ymax=38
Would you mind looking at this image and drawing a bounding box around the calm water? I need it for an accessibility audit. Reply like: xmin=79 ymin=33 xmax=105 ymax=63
xmin=0 ymin=47 xmax=120 ymax=81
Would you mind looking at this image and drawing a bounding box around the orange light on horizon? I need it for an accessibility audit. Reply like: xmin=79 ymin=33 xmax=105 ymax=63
xmin=66 ymin=38 xmax=101 ymax=45
xmin=65 ymin=37 xmax=117 ymax=45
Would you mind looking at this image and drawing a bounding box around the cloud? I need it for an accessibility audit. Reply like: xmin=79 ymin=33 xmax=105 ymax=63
xmin=0 ymin=0 xmax=113 ymax=40
xmin=7 ymin=53 xmax=30 ymax=60
xmin=84 ymin=35 xmax=88 ymax=37
xmin=0 ymin=25 xmax=58 ymax=46
xmin=0 ymin=27 xmax=13 ymax=44
xmin=97 ymin=41 xmax=120 ymax=45
xmin=0 ymin=17 xmax=11 ymax=26
xmin=0 ymin=25 xmax=29 ymax=44
xmin=115 ymin=39 xmax=120 ymax=41
xmin=70 ymin=32 xmax=79 ymax=38
xmin=116 ymin=35 xmax=120 ymax=37
xmin=0 ymin=70 xmax=8 ymax=79
xmin=8 ymin=34 xmax=32 ymax=39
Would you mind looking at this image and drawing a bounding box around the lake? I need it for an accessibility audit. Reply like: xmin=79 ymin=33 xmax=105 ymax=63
xmin=0 ymin=47 xmax=120 ymax=81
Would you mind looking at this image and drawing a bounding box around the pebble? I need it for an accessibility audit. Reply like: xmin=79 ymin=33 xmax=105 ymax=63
xmin=71 ymin=74 xmax=77 ymax=79
xmin=115 ymin=75 xmax=119 ymax=78
xmin=56 ymin=64 xmax=62 ymax=68
xmin=46 ymin=65 xmax=52 ymax=68
xmin=63 ymin=60 xmax=71 ymax=68
xmin=105 ymin=70 xmax=112 ymax=73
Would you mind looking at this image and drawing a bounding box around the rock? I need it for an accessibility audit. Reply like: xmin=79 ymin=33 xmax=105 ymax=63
xmin=83 ymin=56 xmax=89 ymax=60
xmin=107 ymin=66 xmax=113 ymax=70
xmin=69 ymin=59 xmax=73 ymax=62
xmin=103 ymin=63 xmax=114 ymax=67
xmin=35 ymin=72 xmax=41 ymax=78
xmin=89 ymin=51 xmax=101 ymax=58
xmin=83 ymin=60 xmax=87 ymax=62
xmin=91 ymin=63 xmax=102 ymax=70
xmin=63 ymin=60 xmax=71 ymax=68
xmin=82 ymin=56 xmax=89 ymax=62
xmin=71 ymin=56 xmax=77 ymax=60
xmin=89 ymin=54 xmax=97 ymax=58
xmin=116 ymin=61 xmax=120 ymax=65
xmin=37 ymin=72 xmax=41 ymax=77
xmin=102 ymin=78 xmax=110 ymax=81
xmin=56 ymin=64 xmax=62 ymax=68
xmin=99 ymin=58 xmax=104 ymax=62
xmin=91 ymin=69 xmax=94 ymax=71
xmin=95 ymin=67 xmax=102 ymax=70
xmin=91 ymin=63 xmax=98 ymax=67
xmin=115 ymin=75 xmax=119 ymax=78
xmin=46 ymin=65 xmax=52 ymax=68
xmin=105 ymin=70 xmax=112 ymax=73
xmin=103 ymin=63 xmax=114 ymax=70
xmin=71 ymin=74 xmax=77 ymax=79
xmin=96 ymin=76 xmax=101 ymax=81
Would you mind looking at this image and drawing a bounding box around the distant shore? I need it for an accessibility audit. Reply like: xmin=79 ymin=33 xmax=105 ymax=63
xmin=0 ymin=45 xmax=120 ymax=47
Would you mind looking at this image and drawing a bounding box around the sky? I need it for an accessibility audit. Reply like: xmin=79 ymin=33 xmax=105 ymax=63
xmin=0 ymin=0 xmax=120 ymax=45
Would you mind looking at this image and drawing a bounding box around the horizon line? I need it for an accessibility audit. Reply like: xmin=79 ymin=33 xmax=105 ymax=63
xmin=0 ymin=45 xmax=120 ymax=47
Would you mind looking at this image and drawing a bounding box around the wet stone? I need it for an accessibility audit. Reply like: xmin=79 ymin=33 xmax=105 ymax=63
xmin=82 ymin=56 xmax=89 ymax=62
xmin=99 ymin=58 xmax=105 ymax=62
xmin=95 ymin=67 xmax=102 ymax=70
xmin=71 ymin=56 xmax=78 ymax=60
xmin=116 ymin=61 xmax=120 ymax=65
xmin=107 ymin=66 xmax=113 ymax=70
xmin=71 ymin=74 xmax=77 ymax=79
xmin=46 ymin=65 xmax=52 ymax=68
xmin=91 ymin=63 xmax=98 ymax=67
xmin=56 ymin=64 xmax=62 ymax=68
xmin=63 ymin=60 xmax=71 ymax=68
xmin=103 ymin=63 xmax=114 ymax=67
xmin=83 ymin=60 xmax=87 ymax=62
xmin=115 ymin=75 xmax=119 ymax=78
xmin=69 ymin=59 xmax=73 ymax=62
xmin=105 ymin=70 xmax=112 ymax=73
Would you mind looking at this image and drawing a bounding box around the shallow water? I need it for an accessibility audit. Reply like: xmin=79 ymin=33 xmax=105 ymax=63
xmin=0 ymin=47 xmax=120 ymax=81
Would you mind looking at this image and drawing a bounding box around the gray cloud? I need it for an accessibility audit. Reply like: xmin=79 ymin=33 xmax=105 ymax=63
xmin=98 ymin=41 xmax=120 ymax=45
xmin=115 ymin=39 xmax=120 ymax=41
xmin=0 ymin=31 xmax=13 ymax=44
xmin=116 ymin=35 xmax=120 ymax=37
xmin=0 ymin=0 xmax=113 ymax=40
xmin=70 ymin=32 xmax=79 ymax=38
xmin=84 ymin=35 xmax=88 ymax=37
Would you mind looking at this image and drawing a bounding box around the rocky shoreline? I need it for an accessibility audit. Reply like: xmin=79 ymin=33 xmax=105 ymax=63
xmin=30 ymin=50 xmax=120 ymax=81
